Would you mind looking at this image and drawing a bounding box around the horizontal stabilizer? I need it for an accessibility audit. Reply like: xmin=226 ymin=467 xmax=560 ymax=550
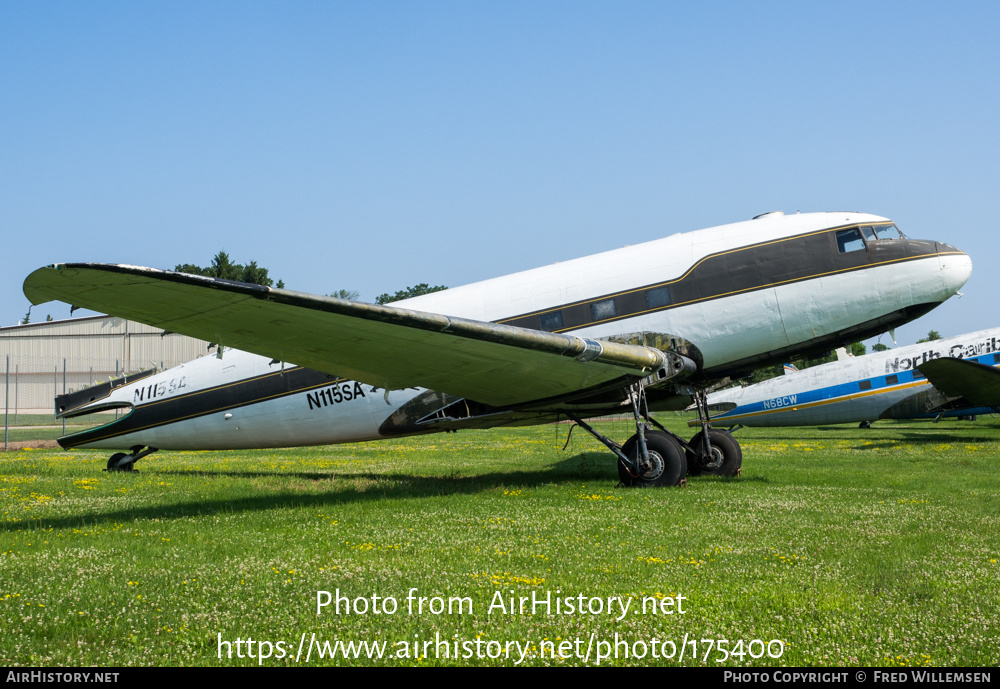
xmin=916 ymin=357 xmax=1000 ymax=408
xmin=55 ymin=368 xmax=156 ymax=418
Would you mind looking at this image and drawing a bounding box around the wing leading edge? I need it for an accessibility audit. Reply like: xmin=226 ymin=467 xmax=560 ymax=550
xmin=24 ymin=263 xmax=676 ymax=409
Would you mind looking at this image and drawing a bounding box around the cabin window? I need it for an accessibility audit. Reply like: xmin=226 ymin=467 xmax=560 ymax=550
xmin=539 ymin=311 xmax=564 ymax=332
xmin=591 ymin=298 xmax=617 ymax=321
xmin=645 ymin=286 xmax=672 ymax=309
xmin=886 ymin=374 xmax=899 ymax=385
xmin=994 ymin=353 xmax=1000 ymax=364
xmin=859 ymin=380 xmax=872 ymax=391
xmin=912 ymin=369 xmax=925 ymax=380
xmin=837 ymin=228 xmax=866 ymax=253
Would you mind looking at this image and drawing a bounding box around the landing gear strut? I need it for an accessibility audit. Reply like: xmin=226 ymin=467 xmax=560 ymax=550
xmin=105 ymin=446 xmax=158 ymax=472
xmin=619 ymin=431 xmax=686 ymax=487
xmin=686 ymin=428 xmax=742 ymax=476
xmin=685 ymin=391 xmax=742 ymax=476
xmin=566 ymin=384 xmax=742 ymax=487
xmin=567 ymin=383 xmax=687 ymax=488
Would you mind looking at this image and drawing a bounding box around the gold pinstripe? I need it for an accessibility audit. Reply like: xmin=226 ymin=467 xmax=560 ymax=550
xmin=64 ymin=368 xmax=345 ymax=445
xmin=502 ymin=224 xmax=856 ymax=320
xmin=496 ymin=222 xmax=952 ymax=332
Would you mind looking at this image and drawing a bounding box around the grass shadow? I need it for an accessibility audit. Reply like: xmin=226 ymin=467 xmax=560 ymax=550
xmin=1 ymin=449 xmax=760 ymax=532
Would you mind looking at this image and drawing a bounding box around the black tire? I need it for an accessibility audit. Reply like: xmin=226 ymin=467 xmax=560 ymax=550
xmin=618 ymin=431 xmax=687 ymax=487
xmin=686 ymin=429 xmax=742 ymax=476
xmin=106 ymin=453 xmax=134 ymax=472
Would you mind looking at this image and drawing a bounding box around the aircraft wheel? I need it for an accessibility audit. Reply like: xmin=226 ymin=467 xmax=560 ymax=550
xmin=619 ymin=431 xmax=687 ymax=487
xmin=686 ymin=429 xmax=742 ymax=476
xmin=106 ymin=453 xmax=135 ymax=472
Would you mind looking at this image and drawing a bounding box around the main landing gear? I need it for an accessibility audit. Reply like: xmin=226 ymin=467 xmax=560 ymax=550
xmin=105 ymin=446 xmax=158 ymax=472
xmin=568 ymin=386 xmax=742 ymax=488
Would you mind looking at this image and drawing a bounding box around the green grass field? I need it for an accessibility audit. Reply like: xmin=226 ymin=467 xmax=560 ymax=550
xmin=1 ymin=416 xmax=997 ymax=667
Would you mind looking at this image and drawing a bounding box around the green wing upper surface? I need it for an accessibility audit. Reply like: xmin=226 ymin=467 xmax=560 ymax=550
xmin=917 ymin=357 xmax=1000 ymax=408
xmin=24 ymin=263 xmax=671 ymax=408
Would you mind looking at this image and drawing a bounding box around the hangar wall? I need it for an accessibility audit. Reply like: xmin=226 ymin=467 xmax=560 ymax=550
xmin=0 ymin=315 xmax=211 ymax=414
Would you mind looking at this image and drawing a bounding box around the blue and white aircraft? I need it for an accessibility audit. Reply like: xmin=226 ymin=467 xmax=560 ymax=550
xmin=701 ymin=328 xmax=1000 ymax=428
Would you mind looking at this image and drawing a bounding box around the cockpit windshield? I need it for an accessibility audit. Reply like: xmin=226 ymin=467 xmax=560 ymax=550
xmin=861 ymin=224 xmax=905 ymax=242
xmin=837 ymin=223 xmax=906 ymax=253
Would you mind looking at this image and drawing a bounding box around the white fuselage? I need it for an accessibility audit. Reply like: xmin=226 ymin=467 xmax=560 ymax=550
xmin=70 ymin=350 xmax=421 ymax=450
xmin=60 ymin=211 xmax=972 ymax=450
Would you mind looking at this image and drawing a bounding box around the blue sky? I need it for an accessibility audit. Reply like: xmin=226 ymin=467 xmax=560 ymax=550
xmin=2 ymin=1 xmax=997 ymax=349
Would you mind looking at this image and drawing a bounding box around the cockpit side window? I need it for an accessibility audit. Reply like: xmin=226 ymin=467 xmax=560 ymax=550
xmin=836 ymin=228 xmax=866 ymax=253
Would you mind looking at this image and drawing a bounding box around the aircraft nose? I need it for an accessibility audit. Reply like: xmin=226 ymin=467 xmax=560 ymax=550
xmin=936 ymin=242 xmax=972 ymax=294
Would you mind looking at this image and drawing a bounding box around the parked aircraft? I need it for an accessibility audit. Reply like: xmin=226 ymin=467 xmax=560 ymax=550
xmin=23 ymin=211 xmax=972 ymax=486
xmin=698 ymin=328 xmax=1000 ymax=428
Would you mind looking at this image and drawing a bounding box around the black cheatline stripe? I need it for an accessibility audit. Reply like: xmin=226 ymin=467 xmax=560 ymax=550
xmin=497 ymin=225 xmax=945 ymax=333
xmin=61 ymin=366 xmax=346 ymax=447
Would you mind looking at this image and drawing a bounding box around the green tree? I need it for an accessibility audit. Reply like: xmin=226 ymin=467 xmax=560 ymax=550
xmin=240 ymin=260 xmax=270 ymax=286
xmin=916 ymin=330 xmax=942 ymax=343
xmin=175 ymin=251 xmax=283 ymax=287
xmin=795 ymin=342 xmax=866 ymax=369
xmin=743 ymin=363 xmax=784 ymax=384
xmin=741 ymin=341 xmax=866 ymax=384
xmin=872 ymin=342 xmax=890 ymax=352
xmin=376 ymin=283 xmax=447 ymax=305
xmin=328 ymin=289 xmax=360 ymax=301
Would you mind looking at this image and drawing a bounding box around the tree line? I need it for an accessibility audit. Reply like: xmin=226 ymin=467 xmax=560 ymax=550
xmin=175 ymin=251 xmax=446 ymax=304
